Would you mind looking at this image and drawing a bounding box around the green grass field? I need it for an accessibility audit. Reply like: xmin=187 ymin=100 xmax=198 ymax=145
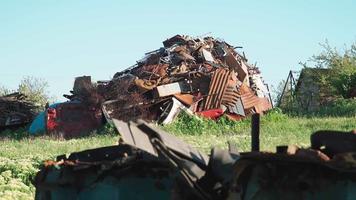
xmin=0 ymin=111 xmax=355 ymax=199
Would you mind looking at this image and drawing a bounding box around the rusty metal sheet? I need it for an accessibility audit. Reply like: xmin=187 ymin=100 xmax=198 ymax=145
xmin=222 ymin=86 xmax=240 ymax=107
xmin=227 ymin=98 xmax=245 ymax=116
xmin=225 ymin=52 xmax=247 ymax=81
xmin=162 ymin=34 xmax=187 ymax=47
xmin=255 ymin=97 xmax=272 ymax=113
xmin=203 ymin=68 xmax=232 ymax=110
xmin=174 ymin=94 xmax=195 ymax=105
xmin=241 ymin=91 xmax=260 ymax=109
xmin=240 ymin=83 xmax=272 ymax=113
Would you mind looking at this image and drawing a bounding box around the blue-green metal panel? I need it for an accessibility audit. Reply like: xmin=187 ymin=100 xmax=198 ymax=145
xmin=36 ymin=173 xmax=174 ymax=200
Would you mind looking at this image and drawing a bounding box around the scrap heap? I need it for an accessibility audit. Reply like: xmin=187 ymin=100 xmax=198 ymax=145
xmin=31 ymin=35 xmax=273 ymax=137
xmin=97 ymin=35 xmax=272 ymax=123
xmin=0 ymin=92 xmax=38 ymax=129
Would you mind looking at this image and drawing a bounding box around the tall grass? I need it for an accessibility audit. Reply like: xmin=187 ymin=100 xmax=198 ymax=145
xmin=282 ymin=98 xmax=356 ymax=117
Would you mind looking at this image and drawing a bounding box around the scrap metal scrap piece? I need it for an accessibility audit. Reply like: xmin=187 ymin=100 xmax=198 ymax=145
xmin=163 ymin=34 xmax=188 ymax=47
xmin=34 ymin=144 xmax=187 ymax=200
xmin=0 ymin=92 xmax=39 ymax=129
xmin=113 ymin=119 xmax=157 ymax=156
xmin=227 ymin=151 xmax=356 ymax=200
xmin=203 ymin=68 xmax=233 ymax=111
xmin=112 ymin=119 xmax=209 ymax=167
xmin=202 ymin=49 xmax=215 ymax=63
xmin=227 ymin=98 xmax=245 ymax=116
xmin=174 ymin=94 xmax=195 ymax=106
xmin=154 ymin=81 xmax=191 ymax=97
xmin=240 ymin=84 xmax=272 ymax=114
xmin=158 ymin=97 xmax=194 ymax=124
xmin=47 ymin=102 xmax=103 ymax=138
xmin=225 ymin=52 xmax=247 ymax=82
xmin=112 ymin=119 xmax=210 ymax=199
xmin=311 ymin=130 xmax=356 ymax=157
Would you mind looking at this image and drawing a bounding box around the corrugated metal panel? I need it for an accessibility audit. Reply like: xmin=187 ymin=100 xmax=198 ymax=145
xmin=203 ymin=68 xmax=232 ymax=110
xmin=240 ymin=84 xmax=272 ymax=113
xmin=227 ymin=98 xmax=245 ymax=116
xmin=222 ymin=86 xmax=240 ymax=107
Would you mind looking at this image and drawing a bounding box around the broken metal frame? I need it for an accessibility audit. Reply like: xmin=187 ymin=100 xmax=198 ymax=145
xmin=277 ymin=70 xmax=299 ymax=107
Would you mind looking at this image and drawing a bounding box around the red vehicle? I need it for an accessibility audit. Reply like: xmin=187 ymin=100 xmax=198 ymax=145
xmin=45 ymin=102 xmax=103 ymax=138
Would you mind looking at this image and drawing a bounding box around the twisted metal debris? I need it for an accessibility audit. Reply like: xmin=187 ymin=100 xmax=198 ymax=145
xmin=0 ymin=92 xmax=38 ymax=129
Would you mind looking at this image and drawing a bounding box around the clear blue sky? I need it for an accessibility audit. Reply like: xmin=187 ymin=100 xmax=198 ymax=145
xmin=1 ymin=0 xmax=355 ymax=101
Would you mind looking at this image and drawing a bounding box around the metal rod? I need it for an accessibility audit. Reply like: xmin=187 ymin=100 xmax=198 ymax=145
xmin=277 ymin=70 xmax=292 ymax=107
xmin=251 ymin=113 xmax=260 ymax=152
xmin=265 ymin=83 xmax=274 ymax=108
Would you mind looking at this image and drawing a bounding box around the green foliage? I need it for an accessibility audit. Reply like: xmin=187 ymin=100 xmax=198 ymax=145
xmin=279 ymin=98 xmax=356 ymax=117
xmin=0 ymin=128 xmax=29 ymax=140
xmin=0 ymin=157 xmax=40 ymax=200
xmin=162 ymin=112 xmax=250 ymax=136
xmin=18 ymin=76 xmax=51 ymax=109
xmin=0 ymin=86 xmax=14 ymax=96
xmin=310 ymin=41 xmax=356 ymax=98
xmin=164 ymin=109 xmax=290 ymax=138
xmin=263 ymin=108 xmax=288 ymax=122
xmin=316 ymin=98 xmax=356 ymax=117
xmin=332 ymin=72 xmax=356 ymax=98
xmin=97 ymin=122 xmax=118 ymax=135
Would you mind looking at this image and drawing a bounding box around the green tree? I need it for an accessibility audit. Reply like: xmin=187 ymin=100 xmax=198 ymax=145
xmin=310 ymin=41 xmax=356 ymax=98
xmin=17 ymin=76 xmax=51 ymax=109
xmin=0 ymin=86 xmax=13 ymax=96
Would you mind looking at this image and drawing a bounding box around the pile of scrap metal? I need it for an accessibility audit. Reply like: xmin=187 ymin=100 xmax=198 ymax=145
xmin=34 ymin=115 xmax=356 ymax=200
xmin=29 ymin=35 xmax=273 ymax=138
xmin=102 ymin=34 xmax=272 ymax=123
xmin=0 ymin=92 xmax=39 ymax=130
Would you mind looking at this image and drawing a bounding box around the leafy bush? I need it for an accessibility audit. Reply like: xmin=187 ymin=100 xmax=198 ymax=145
xmin=0 ymin=157 xmax=40 ymax=200
xmin=316 ymin=98 xmax=356 ymax=117
xmin=311 ymin=41 xmax=356 ymax=98
xmin=0 ymin=128 xmax=29 ymax=140
xmin=18 ymin=76 xmax=52 ymax=109
xmin=0 ymin=86 xmax=13 ymax=96
xmin=96 ymin=122 xmax=117 ymax=135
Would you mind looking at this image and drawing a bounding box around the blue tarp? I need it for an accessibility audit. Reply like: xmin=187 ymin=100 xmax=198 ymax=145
xmin=29 ymin=103 xmax=62 ymax=135
xmin=29 ymin=111 xmax=46 ymax=135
